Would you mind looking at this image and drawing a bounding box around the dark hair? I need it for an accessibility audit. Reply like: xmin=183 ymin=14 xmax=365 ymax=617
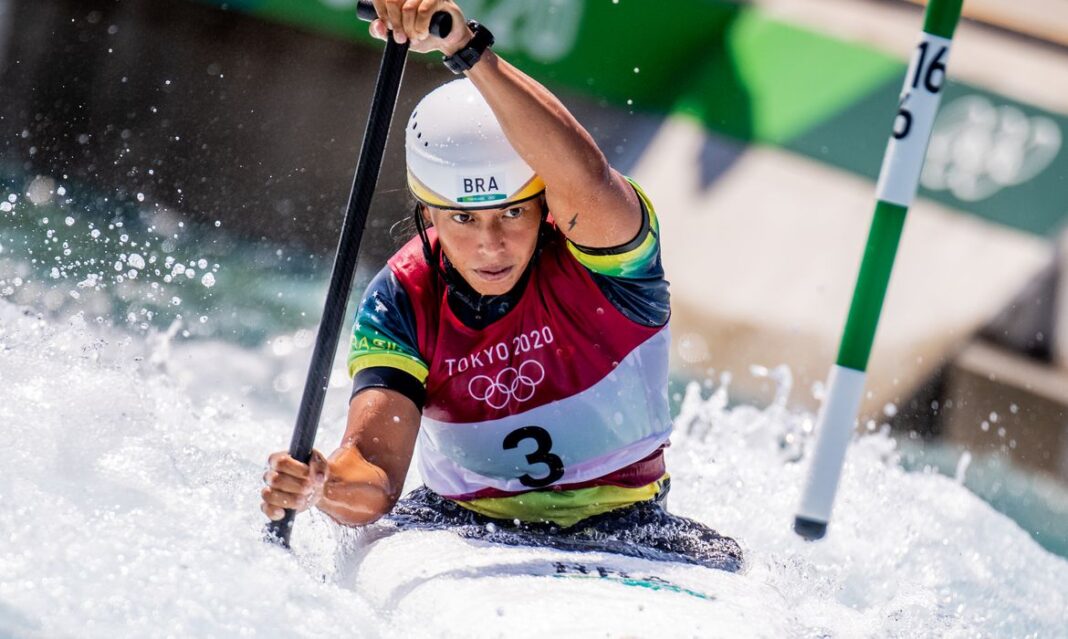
xmin=389 ymin=198 xmax=423 ymax=248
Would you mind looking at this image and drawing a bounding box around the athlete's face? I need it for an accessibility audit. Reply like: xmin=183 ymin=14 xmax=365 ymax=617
xmin=426 ymin=198 xmax=543 ymax=296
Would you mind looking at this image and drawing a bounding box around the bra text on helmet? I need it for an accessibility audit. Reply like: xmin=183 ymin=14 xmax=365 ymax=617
xmin=463 ymin=176 xmax=500 ymax=194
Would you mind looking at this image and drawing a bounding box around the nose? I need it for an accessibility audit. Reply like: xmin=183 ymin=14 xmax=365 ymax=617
xmin=477 ymin=217 xmax=507 ymax=253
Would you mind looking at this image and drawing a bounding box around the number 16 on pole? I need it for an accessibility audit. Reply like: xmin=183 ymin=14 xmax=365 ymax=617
xmin=794 ymin=0 xmax=964 ymax=541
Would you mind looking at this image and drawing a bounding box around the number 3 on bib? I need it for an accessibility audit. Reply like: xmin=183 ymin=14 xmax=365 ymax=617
xmin=502 ymin=426 xmax=565 ymax=488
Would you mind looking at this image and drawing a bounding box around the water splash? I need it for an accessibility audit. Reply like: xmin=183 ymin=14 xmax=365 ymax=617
xmin=0 ymin=175 xmax=327 ymax=345
xmin=0 ymin=301 xmax=1065 ymax=637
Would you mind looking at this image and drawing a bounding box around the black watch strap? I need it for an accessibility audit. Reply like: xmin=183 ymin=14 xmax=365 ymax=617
xmin=442 ymin=20 xmax=494 ymax=75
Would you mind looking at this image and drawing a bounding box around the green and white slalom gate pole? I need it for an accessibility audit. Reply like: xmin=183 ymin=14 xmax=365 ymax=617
xmin=794 ymin=0 xmax=964 ymax=541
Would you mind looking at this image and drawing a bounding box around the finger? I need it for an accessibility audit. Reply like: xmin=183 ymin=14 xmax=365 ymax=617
xmin=414 ymin=0 xmax=438 ymax=41
xmin=269 ymin=453 xmax=310 ymax=479
xmin=370 ymin=18 xmax=388 ymax=41
xmin=370 ymin=0 xmax=388 ymax=23
xmin=265 ymin=470 xmax=311 ymax=495
xmin=308 ymin=450 xmax=329 ymax=483
xmin=401 ymin=0 xmax=420 ymax=43
xmin=384 ymin=0 xmax=406 ymax=43
xmin=261 ymin=501 xmax=285 ymax=521
xmin=262 ymin=486 xmax=308 ymax=511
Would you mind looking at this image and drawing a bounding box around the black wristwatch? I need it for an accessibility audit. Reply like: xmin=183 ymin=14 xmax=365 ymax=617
xmin=442 ymin=20 xmax=494 ymax=75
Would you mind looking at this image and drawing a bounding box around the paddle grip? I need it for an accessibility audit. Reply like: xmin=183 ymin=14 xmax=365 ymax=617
xmin=356 ymin=1 xmax=453 ymax=38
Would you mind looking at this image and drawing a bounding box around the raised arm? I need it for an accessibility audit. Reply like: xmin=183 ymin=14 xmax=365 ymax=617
xmin=369 ymin=0 xmax=643 ymax=249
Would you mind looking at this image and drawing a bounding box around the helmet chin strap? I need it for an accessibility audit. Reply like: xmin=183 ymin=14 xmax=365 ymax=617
xmin=413 ymin=202 xmax=443 ymax=282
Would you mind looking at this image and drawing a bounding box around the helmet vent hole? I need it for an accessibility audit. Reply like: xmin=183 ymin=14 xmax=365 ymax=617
xmin=417 ymin=132 xmax=422 ymax=139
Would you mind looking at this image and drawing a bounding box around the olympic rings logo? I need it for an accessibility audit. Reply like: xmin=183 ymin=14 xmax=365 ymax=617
xmin=922 ymin=95 xmax=1061 ymax=202
xmin=468 ymin=360 xmax=545 ymax=409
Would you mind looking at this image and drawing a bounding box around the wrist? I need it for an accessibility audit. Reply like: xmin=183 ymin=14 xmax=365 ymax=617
xmin=442 ymin=20 xmax=494 ymax=75
xmin=441 ymin=24 xmax=476 ymax=57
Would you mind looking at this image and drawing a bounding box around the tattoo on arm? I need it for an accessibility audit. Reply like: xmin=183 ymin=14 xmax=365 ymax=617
xmin=567 ymin=214 xmax=578 ymax=231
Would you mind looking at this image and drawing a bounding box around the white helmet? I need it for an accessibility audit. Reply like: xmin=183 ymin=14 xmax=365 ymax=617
xmin=405 ymin=79 xmax=544 ymax=210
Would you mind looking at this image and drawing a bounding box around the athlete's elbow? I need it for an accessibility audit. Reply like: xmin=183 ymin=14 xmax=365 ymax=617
xmin=318 ymin=498 xmax=394 ymax=527
xmin=320 ymin=506 xmax=389 ymax=527
xmin=317 ymin=482 xmax=397 ymax=527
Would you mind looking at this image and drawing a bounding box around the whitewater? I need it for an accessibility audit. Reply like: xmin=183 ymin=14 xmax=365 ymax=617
xmin=1 ymin=295 xmax=1066 ymax=638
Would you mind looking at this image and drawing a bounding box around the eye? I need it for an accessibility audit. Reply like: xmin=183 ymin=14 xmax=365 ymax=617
xmin=503 ymin=207 xmax=524 ymax=219
xmin=450 ymin=212 xmax=473 ymax=224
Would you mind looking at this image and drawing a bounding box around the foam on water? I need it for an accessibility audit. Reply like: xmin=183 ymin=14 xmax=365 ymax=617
xmin=1 ymin=300 xmax=1066 ymax=638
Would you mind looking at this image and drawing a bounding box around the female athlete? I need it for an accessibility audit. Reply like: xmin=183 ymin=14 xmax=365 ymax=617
xmin=261 ymin=0 xmax=741 ymax=570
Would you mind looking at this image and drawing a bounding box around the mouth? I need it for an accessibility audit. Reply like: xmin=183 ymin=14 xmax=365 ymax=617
xmin=473 ymin=265 xmax=514 ymax=282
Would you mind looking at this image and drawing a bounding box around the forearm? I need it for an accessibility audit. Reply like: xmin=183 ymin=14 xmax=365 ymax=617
xmin=466 ymin=50 xmax=610 ymax=193
xmin=316 ymin=388 xmax=420 ymax=527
